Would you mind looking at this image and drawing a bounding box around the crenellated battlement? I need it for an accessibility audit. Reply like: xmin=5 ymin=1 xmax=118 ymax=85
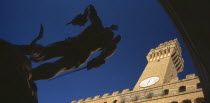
xmin=121 ymin=89 xmax=130 ymax=94
xmin=69 ymin=39 xmax=202 ymax=103
xmin=85 ymin=97 xmax=92 ymax=102
xmin=146 ymin=39 xmax=184 ymax=73
xmin=93 ymin=95 xmax=100 ymax=100
xmin=112 ymin=91 xmax=120 ymax=96
xmin=147 ymin=39 xmax=182 ymax=61
xmin=70 ymin=74 xmax=199 ymax=103
xmin=77 ymin=99 xmax=84 ymax=103
xmin=71 ymin=101 xmax=77 ymax=103
xmin=70 ymin=89 xmax=129 ymax=103
xmin=170 ymin=73 xmax=197 ymax=83
xmin=186 ymin=73 xmax=196 ymax=79
xmin=102 ymin=93 xmax=110 ymax=98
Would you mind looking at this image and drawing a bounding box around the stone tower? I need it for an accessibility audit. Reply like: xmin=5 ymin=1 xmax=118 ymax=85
xmin=70 ymin=39 xmax=204 ymax=103
xmin=133 ymin=39 xmax=184 ymax=91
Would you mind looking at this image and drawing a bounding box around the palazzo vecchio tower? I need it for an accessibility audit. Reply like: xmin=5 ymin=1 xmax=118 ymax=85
xmin=70 ymin=39 xmax=205 ymax=103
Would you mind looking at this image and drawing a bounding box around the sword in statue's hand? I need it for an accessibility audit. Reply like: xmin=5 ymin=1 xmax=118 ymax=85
xmin=48 ymin=66 xmax=87 ymax=81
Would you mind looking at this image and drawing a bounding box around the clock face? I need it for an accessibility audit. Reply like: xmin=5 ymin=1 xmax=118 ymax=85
xmin=139 ymin=77 xmax=159 ymax=87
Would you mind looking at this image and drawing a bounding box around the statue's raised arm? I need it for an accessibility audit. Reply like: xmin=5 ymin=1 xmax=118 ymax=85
xmin=66 ymin=5 xmax=102 ymax=27
xmin=30 ymin=5 xmax=121 ymax=81
xmin=87 ymin=35 xmax=121 ymax=70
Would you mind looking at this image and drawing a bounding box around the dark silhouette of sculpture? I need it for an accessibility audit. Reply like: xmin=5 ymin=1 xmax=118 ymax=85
xmin=30 ymin=5 xmax=121 ymax=81
xmin=0 ymin=24 xmax=45 ymax=102
xmin=0 ymin=5 xmax=120 ymax=102
xmin=0 ymin=39 xmax=38 ymax=103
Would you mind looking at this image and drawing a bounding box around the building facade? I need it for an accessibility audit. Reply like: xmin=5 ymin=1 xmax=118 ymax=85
xmin=71 ymin=39 xmax=205 ymax=103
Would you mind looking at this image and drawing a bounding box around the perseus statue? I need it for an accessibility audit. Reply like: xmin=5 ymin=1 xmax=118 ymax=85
xmin=30 ymin=5 xmax=121 ymax=81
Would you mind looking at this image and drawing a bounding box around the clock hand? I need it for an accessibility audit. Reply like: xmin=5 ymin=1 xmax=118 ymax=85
xmin=147 ymin=79 xmax=151 ymax=85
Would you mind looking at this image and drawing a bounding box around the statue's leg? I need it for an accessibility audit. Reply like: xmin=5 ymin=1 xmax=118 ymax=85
xmin=30 ymin=41 xmax=66 ymax=63
xmin=31 ymin=62 xmax=65 ymax=81
xmin=31 ymin=53 xmax=90 ymax=81
xmin=62 ymin=53 xmax=90 ymax=71
xmin=31 ymin=57 xmax=71 ymax=81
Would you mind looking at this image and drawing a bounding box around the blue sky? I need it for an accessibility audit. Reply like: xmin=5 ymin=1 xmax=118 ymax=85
xmin=0 ymin=0 xmax=197 ymax=103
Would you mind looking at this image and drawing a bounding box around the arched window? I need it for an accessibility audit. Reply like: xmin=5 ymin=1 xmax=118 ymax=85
xmin=197 ymin=83 xmax=202 ymax=89
xmin=182 ymin=100 xmax=191 ymax=103
xmin=195 ymin=98 xmax=205 ymax=103
xmin=136 ymin=95 xmax=145 ymax=100
xmin=113 ymin=100 xmax=117 ymax=103
xmin=163 ymin=89 xmax=169 ymax=95
xmin=171 ymin=101 xmax=178 ymax=103
xmin=179 ymin=86 xmax=186 ymax=92
xmin=146 ymin=93 xmax=154 ymax=98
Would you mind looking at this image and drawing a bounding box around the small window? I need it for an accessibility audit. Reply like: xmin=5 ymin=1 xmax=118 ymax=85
xmin=182 ymin=100 xmax=191 ymax=103
xmin=179 ymin=86 xmax=186 ymax=92
xmin=197 ymin=83 xmax=202 ymax=89
xmin=171 ymin=52 xmax=176 ymax=58
xmin=113 ymin=100 xmax=117 ymax=103
xmin=136 ymin=95 xmax=145 ymax=100
xmin=146 ymin=93 xmax=154 ymax=98
xmin=195 ymin=97 xmax=205 ymax=103
xmin=104 ymin=102 xmax=107 ymax=103
xmin=163 ymin=89 xmax=169 ymax=95
xmin=171 ymin=101 xmax=178 ymax=103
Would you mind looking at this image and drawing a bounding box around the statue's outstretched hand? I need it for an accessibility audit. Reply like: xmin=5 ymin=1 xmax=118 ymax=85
xmin=87 ymin=58 xmax=105 ymax=70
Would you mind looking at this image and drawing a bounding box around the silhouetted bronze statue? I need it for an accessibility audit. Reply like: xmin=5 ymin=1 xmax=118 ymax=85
xmin=30 ymin=5 xmax=121 ymax=81
xmin=0 ymin=39 xmax=39 ymax=103
xmin=0 ymin=4 xmax=121 ymax=102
